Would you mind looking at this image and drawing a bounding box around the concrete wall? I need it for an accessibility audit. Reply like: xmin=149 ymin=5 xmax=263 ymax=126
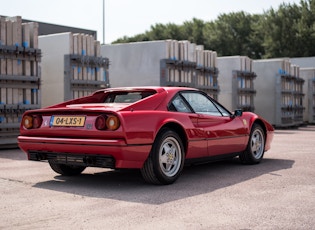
xmin=217 ymin=56 xmax=238 ymax=110
xmin=101 ymin=41 xmax=170 ymax=87
xmin=253 ymin=59 xmax=281 ymax=125
xmin=39 ymin=32 xmax=72 ymax=107
xmin=217 ymin=56 xmax=253 ymax=111
xmin=39 ymin=32 xmax=105 ymax=107
xmin=291 ymin=57 xmax=315 ymax=68
xmin=253 ymin=58 xmax=305 ymax=127
xmin=300 ymin=68 xmax=315 ymax=123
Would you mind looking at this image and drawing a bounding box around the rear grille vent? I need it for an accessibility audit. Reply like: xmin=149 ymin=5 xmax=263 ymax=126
xmin=28 ymin=151 xmax=115 ymax=169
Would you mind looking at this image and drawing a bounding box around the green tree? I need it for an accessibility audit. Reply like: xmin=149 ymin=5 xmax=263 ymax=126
xmin=180 ymin=18 xmax=206 ymax=45
xmin=262 ymin=3 xmax=302 ymax=58
xmin=146 ymin=23 xmax=184 ymax=41
xmin=295 ymin=0 xmax=315 ymax=56
xmin=112 ymin=0 xmax=315 ymax=59
xmin=203 ymin=12 xmax=259 ymax=58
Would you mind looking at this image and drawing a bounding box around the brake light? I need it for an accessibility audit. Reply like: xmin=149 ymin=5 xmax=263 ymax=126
xmin=33 ymin=115 xmax=43 ymax=129
xmin=95 ymin=115 xmax=120 ymax=131
xmin=95 ymin=115 xmax=107 ymax=130
xmin=22 ymin=115 xmax=42 ymax=129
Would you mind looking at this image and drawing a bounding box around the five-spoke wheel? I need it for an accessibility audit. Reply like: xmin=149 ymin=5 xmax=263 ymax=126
xmin=141 ymin=128 xmax=185 ymax=185
xmin=239 ymin=124 xmax=265 ymax=164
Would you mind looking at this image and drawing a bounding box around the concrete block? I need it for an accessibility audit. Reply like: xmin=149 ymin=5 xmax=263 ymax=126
xmin=90 ymin=35 xmax=95 ymax=57
xmin=12 ymin=16 xmax=22 ymax=45
xmin=31 ymin=88 xmax=38 ymax=105
xmin=72 ymin=34 xmax=78 ymax=80
xmin=73 ymin=90 xmax=79 ymax=99
xmin=22 ymin=23 xmax=31 ymax=76
xmin=5 ymin=21 xmax=13 ymax=46
xmin=102 ymin=40 xmax=218 ymax=90
xmin=212 ymin=52 xmax=217 ymax=68
xmin=253 ymin=59 xmax=282 ymax=125
xmin=77 ymin=33 xmax=82 ymax=55
xmin=291 ymin=57 xmax=315 ymax=68
xmin=6 ymin=88 xmax=13 ymax=104
xmin=29 ymin=22 xmax=38 ymax=48
xmin=12 ymin=21 xmax=19 ymax=76
xmin=94 ymin=40 xmax=101 ymax=81
xmin=173 ymin=40 xmax=179 ymax=60
xmin=39 ymin=32 xmax=73 ymax=107
xmin=5 ymin=20 xmax=13 ymax=76
xmin=39 ymin=32 xmax=104 ymax=106
xmin=217 ymin=56 xmax=255 ymax=111
xmin=81 ymin=33 xmax=86 ymax=55
xmin=94 ymin=40 xmax=101 ymax=57
xmin=0 ymin=17 xmax=6 ymax=45
xmin=253 ymin=58 xmax=304 ymax=127
xmin=0 ymin=88 xmax=6 ymax=104
xmin=22 ymin=23 xmax=30 ymax=48
xmin=195 ymin=45 xmax=204 ymax=67
xmin=72 ymin=34 xmax=78 ymax=54
xmin=73 ymin=33 xmax=82 ymax=80
xmin=28 ymin=22 xmax=39 ymax=77
xmin=300 ymin=68 xmax=315 ymax=123
xmin=101 ymin=41 xmax=173 ymax=87
xmin=188 ymin=43 xmax=196 ymax=62
xmin=12 ymin=88 xmax=19 ymax=104
xmin=178 ymin=40 xmax=189 ymax=61
xmin=23 ymin=88 xmax=31 ymax=105
xmin=0 ymin=17 xmax=6 ymax=75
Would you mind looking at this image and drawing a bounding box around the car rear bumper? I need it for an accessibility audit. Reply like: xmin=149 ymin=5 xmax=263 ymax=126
xmin=18 ymin=136 xmax=152 ymax=169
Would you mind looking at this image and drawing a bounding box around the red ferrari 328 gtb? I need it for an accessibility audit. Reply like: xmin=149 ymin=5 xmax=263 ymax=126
xmin=18 ymin=87 xmax=274 ymax=185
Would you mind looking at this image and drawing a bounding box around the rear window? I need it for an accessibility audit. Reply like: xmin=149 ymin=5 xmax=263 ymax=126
xmin=103 ymin=91 xmax=156 ymax=103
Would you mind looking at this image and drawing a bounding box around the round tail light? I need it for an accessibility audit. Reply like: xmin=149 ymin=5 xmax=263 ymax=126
xmin=22 ymin=115 xmax=33 ymax=129
xmin=106 ymin=115 xmax=120 ymax=131
xmin=33 ymin=115 xmax=43 ymax=129
xmin=95 ymin=115 xmax=107 ymax=130
xmin=95 ymin=115 xmax=120 ymax=131
xmin=22 ymin=115 xmax=43 ymax=129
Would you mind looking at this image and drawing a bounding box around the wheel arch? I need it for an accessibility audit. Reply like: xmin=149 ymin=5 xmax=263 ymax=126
xmin=156 ymin=122 xmax=188 ymax=156
xmin=251 ymin=119 xmax=267 ymax=143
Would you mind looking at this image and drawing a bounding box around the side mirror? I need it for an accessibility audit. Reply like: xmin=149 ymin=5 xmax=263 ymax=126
xmin=232 ymin=109 xmax=243 ymax=118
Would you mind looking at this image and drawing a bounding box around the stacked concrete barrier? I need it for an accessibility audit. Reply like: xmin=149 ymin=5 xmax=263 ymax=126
xmin=0 ymin=16 xmax=41 ymax=148
xmin=299 ymin=68 xmax=315 ymax=124
xmin=253 ymin=58 xmax=304 ymax=127
xmin=101 ymin=40 xmax=219 ymax=99
xmin=217 ymin=56 xmax=256 ymax=112
xmin=39 ymin=32 xmax=109 ymax=107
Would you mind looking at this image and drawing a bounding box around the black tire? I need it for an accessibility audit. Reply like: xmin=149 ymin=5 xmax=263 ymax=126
xmin=48 ymin=160 xmax=86 ymax=176
xmin=141 ymin=128 xmax=185 ymax=185
xmin=239 ymin=124 xmax=265 ymax=164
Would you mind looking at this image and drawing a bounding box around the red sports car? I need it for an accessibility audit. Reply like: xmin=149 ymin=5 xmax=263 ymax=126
xmin=18 ymin=87 xmax=274 ymax=185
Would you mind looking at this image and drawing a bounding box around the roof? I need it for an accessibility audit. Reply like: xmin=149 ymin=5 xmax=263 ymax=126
xmin=95 ymin=86 xmax=198 ymax=94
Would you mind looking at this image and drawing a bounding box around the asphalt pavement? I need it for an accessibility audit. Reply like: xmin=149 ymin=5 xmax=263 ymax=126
xmin=0 ymin=126 xmax=314 ymax=229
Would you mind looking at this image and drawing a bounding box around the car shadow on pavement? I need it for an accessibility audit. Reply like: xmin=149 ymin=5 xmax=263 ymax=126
xmin=33 ymin=157 xmax=294 ymax=205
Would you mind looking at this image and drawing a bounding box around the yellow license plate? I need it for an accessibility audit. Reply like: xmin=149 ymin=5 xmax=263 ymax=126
xmin=51 ymin=116 xmax=86 ymax=127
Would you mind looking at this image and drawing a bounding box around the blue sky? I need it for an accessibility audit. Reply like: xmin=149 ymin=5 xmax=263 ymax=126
xmin=2 ymin=0 xmax=301 ymax=44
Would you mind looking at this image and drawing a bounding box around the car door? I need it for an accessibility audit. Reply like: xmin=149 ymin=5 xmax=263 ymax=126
xmin=180 ymin=91 xmax=247 ymax=156
xmin=169 ymin=93 xmax=208 ymax=159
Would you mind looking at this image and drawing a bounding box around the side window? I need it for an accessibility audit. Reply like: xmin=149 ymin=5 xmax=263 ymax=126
xmin=171 ymin=95 xmax=192 ymax=113
xmin=212 ymin=100 xmax=230 ymax=116
xmin=181 ymin=92 xmax=223 ymax=116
